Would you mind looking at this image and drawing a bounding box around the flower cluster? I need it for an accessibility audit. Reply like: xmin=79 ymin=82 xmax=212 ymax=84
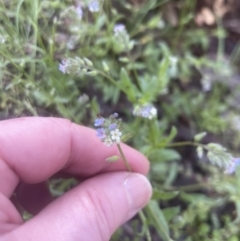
xmin=59 ymin=57 xmax=97 ymax=76
xmin=133 ymin=104 xmax=157 ymax=119
xmin=75 ymin=1 xmax=100 ymax=18
xmin=113 ymin=24 xmax=134 ymax=51
xmin=94 ymin=113 xmax=124 ymax=146
xmin=194 ymin=133 xmax=240 ymax=175
xmin=203 ymin=143 xmax=240 ymax=174
xmin=206 ymin=143 xmax=233 ymax=170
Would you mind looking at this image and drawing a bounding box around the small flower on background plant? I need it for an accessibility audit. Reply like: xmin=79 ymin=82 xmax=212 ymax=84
xmin=67 ymin=36 xmax=80 ymax=50
xmin=0 ymin=35 xmax=6 ymax=44
xmin=94 ymin=113 xmax=126 ymax=146
xmin=206 ymin=143 xmax=232 ymax=169
xmin=88 ymin=0 xmax=100 ymax=12
xmin=113 ymin=23 xmax=134 ymax=51
xmin=114 ymin=24 xmax=125 ymax=35
xmin=196 ymin=146 xmax=204 ymax=159
xmin=169 ymin=56 xmax=178 ymax=65
xmin=59 ymin=57 xmax=96 ymax=76
xmin=59 ymin=59 xmax=67 ymax=73
xmin=78 ymin=93 xmax=89 ymax=104
xmin=76 ymin=5 xmax=83 ymax=19
xmin=109 ymin=123 xmax=117 ymax=130
xmin=168 ymin=56 xmax=179 ymax=78
xmin=133 ymin=104 xmax=157 ymax=120
xmin=201 ymin=75 xmax=212 ymax=92
xmin=158 ymin=19 xmax=165 ymax=29
xmin=224 ymin=158 xmax=240 ymax=174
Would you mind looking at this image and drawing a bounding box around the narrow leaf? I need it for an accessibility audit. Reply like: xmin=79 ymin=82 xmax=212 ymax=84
xmin=105 ymin=155 xmax=119 ymax=162
xmin=145 ymin=201 xmax=174 ymax=241
xmin=194 ymin=132 xmax=207 ymax=142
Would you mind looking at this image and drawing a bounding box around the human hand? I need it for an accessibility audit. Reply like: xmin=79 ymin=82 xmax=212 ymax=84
xmin=0 ymin=117 xmax=152 ymax=241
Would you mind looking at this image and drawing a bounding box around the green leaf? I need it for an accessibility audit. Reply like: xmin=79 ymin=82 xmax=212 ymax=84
xmin=194 ymin=132 xmax=207 ymax=142
xmin=149 ymin=148 xmax=181 ymax=162
xmin=91 ymin=97 xmax=100 ymax=115
xmin=152 ymin=189 xmax=179 ymax=200
xmin=86 ymin=70 xmax=98 ymax=76
xmin=157 ymin=57 xmax=170 ymax=91
xmin=146 ymin=201 xmax=174 ymax=241
xmin=105 ymin=155 xmax=119 ymax=162
xmin=102 ymin=61 xmax=109 ymax=72
xmin=163 ymin=206 xmax=181 ymax=222
xmin=83 ymin=57 xmax=93 ymax=67
xmin=119 ymin=67 xmax=138 ymax=102
xmin=163 ymin=126 xmax=178 ymax=145
xmin=180 ymin=192 xmax=217 ymax=205
xmin=121 ymin=133 xmax=133 ymax=142
xmin=118 ymin=57 xmax=129 ymax=63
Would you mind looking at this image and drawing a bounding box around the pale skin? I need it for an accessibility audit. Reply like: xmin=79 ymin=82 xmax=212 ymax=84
xmin=0 ymin=117 xmax=152 ymax=241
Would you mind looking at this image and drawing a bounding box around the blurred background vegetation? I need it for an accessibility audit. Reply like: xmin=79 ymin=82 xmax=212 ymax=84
xmin=1 ymin=0 xmax=240 ymax=240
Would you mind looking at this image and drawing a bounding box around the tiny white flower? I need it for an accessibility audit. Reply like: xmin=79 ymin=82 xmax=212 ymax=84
xmin=78 ymin=93 xmax=89 ymax=104
xmin=110 ymin=129 xmax=122 ymax=143
xmin=148 ymin=107 xmax=157 ymax=119
xmin=169 ymin=56 xmax=178 ymax=65
xmin=201 ymin=75 xmax=212 ymax=92
xmin=158 ymin=19 xmax=165 ymax=29
xmin=104 ymin=137 xmax=113 ymax=147
xmin=0 ymin=35 xmax=6 ymax=44
xmin=197 ymin=146 xmax=204 ymax=159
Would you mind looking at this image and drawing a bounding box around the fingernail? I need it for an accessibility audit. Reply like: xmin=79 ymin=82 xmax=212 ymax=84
xmin=124 ymin=173 xmax=152 ymax=218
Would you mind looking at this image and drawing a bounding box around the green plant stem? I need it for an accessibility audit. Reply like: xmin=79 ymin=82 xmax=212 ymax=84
xmin=163 ymin=141 xmax=206 ymax=149
xmin=117 ymin=143 xmax=132 ymax=172
xmin=98 ymin=70 xmax=119 ymax=88
xmin=117 ymin=143 xmax=152 ymax=241
xmin=164 ymin=183 xmax=208 ymax=192
xmin=127 ymin=51 xmax=141 ymax=91
xmin=216 ymin=17 xmax=224 ymax=63
xmin=83 ymin=64 xmax=119 ymax=88
xmin=138 ymin=210 xmax=151 ymax=240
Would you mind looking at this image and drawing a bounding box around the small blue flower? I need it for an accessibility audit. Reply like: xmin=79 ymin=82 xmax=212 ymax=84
xmin=133 ymin=104 xmax=157 ymax=119
xmin=88 ymin=0 xmax=100 ymax=12
xmin=109 ymin=123 xmax=117 ymax=130
xmin=59 ymin=60 xmax=67 ymax=74
xmin=113 ymin=113 xmax=119 ymax=118
xmin=76 ymin=5 xmax=83 ymax=19
xmin=225 ymin=158 xmax=240 ymax=174
xmin=94 ymin=118 xmax=104 ymax=127
xmin=114 ymin=24 xmax=125 ymax=34
xmin=96 ymin=128 xmax=106 ymax=139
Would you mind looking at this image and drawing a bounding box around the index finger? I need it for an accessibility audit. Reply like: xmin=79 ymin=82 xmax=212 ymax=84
xmin=0 ymin=117 xmax=149 ymax=197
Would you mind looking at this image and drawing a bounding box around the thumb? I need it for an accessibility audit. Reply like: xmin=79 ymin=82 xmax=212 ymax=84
xmin=4 ymin=172 xmax=152 ymax=241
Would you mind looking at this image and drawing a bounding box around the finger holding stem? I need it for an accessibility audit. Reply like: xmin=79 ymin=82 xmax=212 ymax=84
xmin=117 ymin=143 xmax=152 ymax=241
